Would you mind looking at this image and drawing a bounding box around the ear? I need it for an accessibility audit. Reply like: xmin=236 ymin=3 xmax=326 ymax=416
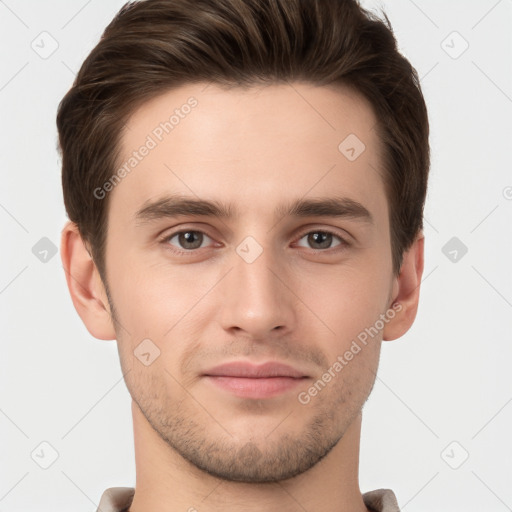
xmin=382 ymin=232 xmax=425 ymax=341
xmin=60 ymin=221 xmax=116 ymax=340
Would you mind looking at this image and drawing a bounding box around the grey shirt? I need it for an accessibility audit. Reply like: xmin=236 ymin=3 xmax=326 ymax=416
xmin=95 ymin=486 xmax=400 ymax=512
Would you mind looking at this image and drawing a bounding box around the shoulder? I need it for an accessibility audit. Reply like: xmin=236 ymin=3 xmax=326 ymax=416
xmin=96 ymin=487 xmax=135 ymax=512
xmin=362 ymin=488 xmax=400 ymax=512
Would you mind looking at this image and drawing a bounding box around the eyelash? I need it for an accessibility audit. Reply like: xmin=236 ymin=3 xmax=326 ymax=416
xmin=159 ymin=227 xmax=350 ymax=256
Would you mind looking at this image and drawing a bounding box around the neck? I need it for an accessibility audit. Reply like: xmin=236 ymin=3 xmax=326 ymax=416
xmin=128 ymin=401 xmax=369 ymax=512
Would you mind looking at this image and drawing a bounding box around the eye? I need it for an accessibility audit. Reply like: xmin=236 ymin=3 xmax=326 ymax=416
xmin=295 ymin=230 xmax=346 ymax=250
xmin=164 ymin=230 xmax=214 ymax=251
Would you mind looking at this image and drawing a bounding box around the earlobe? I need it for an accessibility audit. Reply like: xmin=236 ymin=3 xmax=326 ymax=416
xmin=60 ymin=221 xmax=116 ymax=340
xmin=382 ymin=232 xmax=425 ymax=342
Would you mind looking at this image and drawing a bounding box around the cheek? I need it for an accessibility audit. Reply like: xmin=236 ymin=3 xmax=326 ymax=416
xmin=108 ymin=260 xmax=218 ymax=385
xmin=108 ymin=255 xmax=214 ymax=336
xmin=297 ymin=260 xmax=390 ymax=339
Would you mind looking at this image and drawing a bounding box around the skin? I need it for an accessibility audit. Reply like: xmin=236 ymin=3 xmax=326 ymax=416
xmin=61 ymin=81 xmax=424 ymax=512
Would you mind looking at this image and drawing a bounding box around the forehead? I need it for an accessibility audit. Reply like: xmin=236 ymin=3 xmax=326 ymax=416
xmin=111 ymin=81 xmax=386 ymax=221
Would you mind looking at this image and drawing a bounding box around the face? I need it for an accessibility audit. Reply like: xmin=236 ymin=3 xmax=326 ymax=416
xmin=103 ymin=82 xmax=396 ymax=482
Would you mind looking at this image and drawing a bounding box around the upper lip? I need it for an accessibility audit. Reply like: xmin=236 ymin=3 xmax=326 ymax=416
xmin=203 ymin=361 xmax=308 ymax=378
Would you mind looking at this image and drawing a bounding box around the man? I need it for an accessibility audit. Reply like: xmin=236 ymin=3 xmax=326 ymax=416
xmin=57 ymin=0 xmax=429 ymax=511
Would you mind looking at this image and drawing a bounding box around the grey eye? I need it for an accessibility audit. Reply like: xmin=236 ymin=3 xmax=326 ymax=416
xmin=167 ymin=231 xmax=212 ymax=250
xmin=296 ymin=231 xmax=342 ymax=250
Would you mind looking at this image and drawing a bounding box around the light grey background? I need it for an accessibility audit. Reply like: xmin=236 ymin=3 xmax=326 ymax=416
xmin=0 ymin=0 xmax=511 ymax=510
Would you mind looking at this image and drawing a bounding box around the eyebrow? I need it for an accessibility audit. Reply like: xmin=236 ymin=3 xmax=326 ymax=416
xmin=134 ymin=194 xmax=373 ymax=225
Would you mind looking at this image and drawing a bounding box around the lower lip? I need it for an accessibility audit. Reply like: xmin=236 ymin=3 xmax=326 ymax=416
xmin=203 ymin=376 xmax=307 ymax=399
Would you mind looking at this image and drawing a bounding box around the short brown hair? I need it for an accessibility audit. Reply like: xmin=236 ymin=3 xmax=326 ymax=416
xmin=57 ymin=0 xmax=429 ymax=281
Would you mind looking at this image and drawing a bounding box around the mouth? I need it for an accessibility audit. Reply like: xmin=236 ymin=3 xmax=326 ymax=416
xmin=202 ymin=361 xmax=310 ymax=399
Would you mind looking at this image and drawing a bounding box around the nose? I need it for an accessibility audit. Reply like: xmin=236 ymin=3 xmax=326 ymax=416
xmin=219 ymin=242 xmax=297 ymax=340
